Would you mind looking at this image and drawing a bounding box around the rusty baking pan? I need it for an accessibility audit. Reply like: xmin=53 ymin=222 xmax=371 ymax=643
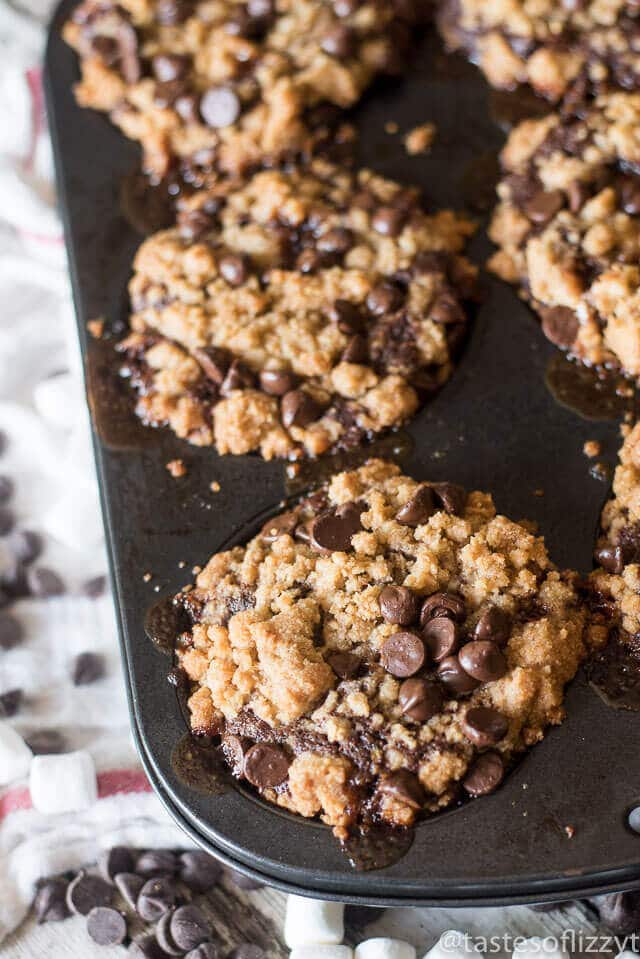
xmin=45 ymin=0 xmax=640 ymax=904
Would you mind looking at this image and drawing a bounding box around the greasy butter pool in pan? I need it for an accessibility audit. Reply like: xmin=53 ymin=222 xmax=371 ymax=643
xmin=46 ymin=4 xmax=640 ymax=903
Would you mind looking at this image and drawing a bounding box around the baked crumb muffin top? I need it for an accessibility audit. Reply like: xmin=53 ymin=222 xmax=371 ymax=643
xmin=119 ymin=160 xmax=477 ymax=460
xmin=437 ymin=0 xmax=640 ymax=101
xmin=488 ymin=92 xmax=640 ymax=379
xmin=175 ymin=458 xmax=601 ymax=835
xmin=63 ymin=0 xmax=421 ymax=181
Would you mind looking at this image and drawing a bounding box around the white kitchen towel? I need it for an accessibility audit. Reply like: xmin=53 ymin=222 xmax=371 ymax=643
xmin=0 ymin=0 xmax=192 ymax=943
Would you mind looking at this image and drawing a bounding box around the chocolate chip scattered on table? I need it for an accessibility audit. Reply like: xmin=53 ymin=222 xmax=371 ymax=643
xmin=119 ymin=160 xmax=477 ymax=459
xmin=174 ymin=458 xmax=604 ymax=834
xmin=436 ymin=0 xmax=640 ymax=101
xmin=62 ymin=0 xmax=422 ymax=183
xmin=488 ymin=92 xmax=640 ymax=379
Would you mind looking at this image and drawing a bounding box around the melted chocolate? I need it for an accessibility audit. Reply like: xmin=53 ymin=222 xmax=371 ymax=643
xmin=86 ymin=338 xmax=161 ymax=450
xmin=460 ymin=151 xmax=500 ymax=214
xmin=587 ymin=633 xmax=640 ymax=711
xmin=145 ymin=595 xmax=189 ymax=654
xmin=340 ymin=824 xmax=415 ymax=871
xmin=119 ymin=170 xmax=179 ymax=236
xmin=545 ymin=352 xmax=632 ymax=421
xmin=171 ymin=733 xmax=231 ymax=795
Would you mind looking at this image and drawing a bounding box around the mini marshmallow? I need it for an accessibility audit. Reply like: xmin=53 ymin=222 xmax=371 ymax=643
xmin=355 ymin=939 xmax=416 ymax=959
xmin=290 ymin=948 xmax=353 ymax=959
xmin=284 ymin=895 xmax=345 ymax=947
xmin=423 ymin=931 xmax=481 ymax=959
xmin=0 ymin=722 xmax=32 ymax=785
xmin=29 ymin=749 xmax=97 ymax=814
xmin=512 ymin=939 xmax=569 ymax=959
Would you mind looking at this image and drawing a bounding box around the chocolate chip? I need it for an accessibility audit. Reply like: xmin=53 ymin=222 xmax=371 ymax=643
xmin=0 ymin=476 xmax=13 ymax=502
xmin=422 ymin=615 xmax=459 ymax=661
xmin=228 ymin=947 xmax=263 ymax=959
xmin=0 ymin=687 xmax=22 ymax=717
xmin=396 ymin=485 xmax=435 ymax=526
xmin=136 ymin=850 xmax=177 ymax=878
xmin=366 ymin=282 xmax=404 ymax=315
xmin=420 ymin=591 xmax=466 ymax=627
xmin=316 ymin=227 xmax=354 ymax=255
xmin=567 ymin=179 xmax=590 ymax=213
xmin=82 ymin=574 xmax=107 ymax=598
xmin=596 ymin=892 xmax=640 ymax=935
xmin=379 ymin=586 xmax=419 ymax=626
xmin=281 ymin=390 xmax=326 ymax=428
xmin=156 ymin=910 xmax=184 ymax=956
xmin=260 ymin=511 xmax=298 ymax=542
xmin=100 ymin=846 xmax=135 ymax=881
xmin=87 ymin=906 xmax=128 ymax=946
xmin=458 ymin=641 xmax=507 ymax=682
xmin=114 ymin=872 xmax=144 ymax=910
xmin=463 ymin=751 xmax=504 ymax=796
xmin=328 ymin=299 xmax=364 ymax=333
xmin=0 ymin=612 xmax=23 ymax=650
xmin=34 ymin=878 xmax=70 ymax=923
xmin=130 ymin=934 xmax=173 ymax=958
xmin=321 ymin=25 xmax=355 ymax=58
xmin=296 ymin=249 xmax=324 ymax=273
xmin=66 ymin=873 xmax=114 ymax=916
xmin=27 ymin=566 xmax=64 ymax=598
xmin=473 ymin=607 xmax=511 ymax=646
xmin=371 ymin=207 xmax=407 ymax=237
xmin=154 ymin=79 xmax=190 ymax=108
xmin=0 ymin=508 xmax=14 ymax=534
xmin=200 ymin=87 xmax=241 ymax=128
xmin=398 ymin=677 xmax=444 ymax=721
xmin=431 ymin=482 xmax=466 ymax=516
xmin=430 ymin=291 xmax=465 ymax=325
xmin=157 ymin=0 xmax=193 ymax=24
xmin=333 ymin=0 xmax=360 ymax=14
xmin=259 ymin=368 xmax=299 ymax=396
xmin=540 ymin=306 xmax=578 ymax=349
xmin=310 ymin=502 xmax=363 ymax=552
xmin=73 ymin=651 xmax=105 ymax=685
xmin=619 ymin=177 xmax=640 ymax=216
xmin=188 ymin=946 xmax=221 ymax=959
xmin=136 ymin=876 xmax=177 ymax=921
xmin=380 ymin=631 xmax=425 ymax=677
xmin=247 ymin=0 xmax=274 ymax=17
xmin=7 ymin=529 xmax=42 ymax=565
xmin=524 ymin=189 xmax=564 ymax=224
xmin=1 ymin=559 xmax=28 ymax=598
xmin=436 ymin=655 xmax=479 ymax=695
xmin=227 ymin=869 xmax=263 ymax=890
xmin=220 ymin=360 xmax=256 ymax=395
xmin=178 ymin=851 xmax=223 ymax=892
xmin=25 ymin=729 xmax=66 ymax=754
xmin=327 ymin=650 xmax=361 ymax=679
xmin=594 ymin=544 xmax=627 ymax=574
xmin=193 ymin=346 xmax=231 ymax=385
xmin=462 ymin=706 xmax=509 ymax=747
xmin=341 ymin=335 xmax=368 ymax=364
xmin=219 ymin=253 xmax=251 ymax=286
xmin=378 ymin=769 xmax=424 ymax=809
xmin=170 ymin=905 xmax=210 ymax=951
xmin=243 ymin=743 xmax=290 ymax=788
xmin=152 ymin=53 xmax=190 ymax=82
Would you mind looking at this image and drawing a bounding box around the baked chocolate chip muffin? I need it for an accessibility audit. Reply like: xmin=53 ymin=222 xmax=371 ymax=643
xmin=119 ymin=160 xmax=477 ymax=459
xmin=174 ymin=459 xmax=602 ymax=835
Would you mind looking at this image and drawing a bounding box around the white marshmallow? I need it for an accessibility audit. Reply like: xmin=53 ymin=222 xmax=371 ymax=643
xmin=423 ymin=930 xmax=481 ymax=959
xmin=290 ymin=948 xmax=353 ymax=959
xmin=355 ymin=939 xmax=416 ymax=959
xmin=33 ymin=372 xmax=79 ymax=432
xmin=512 ymin=939 xmax=569 ymax=959
xmin=29 ymin=749 xmax=97 ymax=814
xmin=0 ymin=722 xmax=32 ymax=785
xmin=284 ymin=896 xmax=345 ymax=947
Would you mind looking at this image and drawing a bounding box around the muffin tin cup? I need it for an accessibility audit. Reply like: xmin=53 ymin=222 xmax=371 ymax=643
xmin=46 ymin=0 xmax=640 ymax=904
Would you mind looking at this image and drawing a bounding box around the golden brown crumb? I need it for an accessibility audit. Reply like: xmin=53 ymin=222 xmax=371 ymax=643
xmin=385 ymin=121 xmax=399 ymax=134
xmin=583 ymin=440 xmax=601 ymax=459
xmin=143 ymin=572 xmax=152 ymax=583
xmin=210 ymin=481 xmax=221 ymax=493
xmin=87 ymin=318 xmax=105 ymax=339
xmin=166 ymin=459 xmax=187 ymax=478
xmin=404 ymin=123 xmax=436 ymax=155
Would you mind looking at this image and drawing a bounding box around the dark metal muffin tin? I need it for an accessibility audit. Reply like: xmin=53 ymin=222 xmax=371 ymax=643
xmin=46 ymin=0 xmax=640 ymax=904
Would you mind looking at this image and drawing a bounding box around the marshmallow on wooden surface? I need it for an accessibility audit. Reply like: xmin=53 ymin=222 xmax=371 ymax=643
xmin=0 ymin=722 xmax=32 ymax=785
xmin=512 ymin=939 xmax=569 ymax=959
xmin=423 ymin=930 xmax=481 ymax=959
xmin=284 ymin=895 xmax=345 ymax=947
xmin=290 ymin=948 xmax=353 ymax=959
xmin=355 ymin=939 xmax=416 ymax=959
xmin=29 ymin=749 xmax=97 ymax=814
